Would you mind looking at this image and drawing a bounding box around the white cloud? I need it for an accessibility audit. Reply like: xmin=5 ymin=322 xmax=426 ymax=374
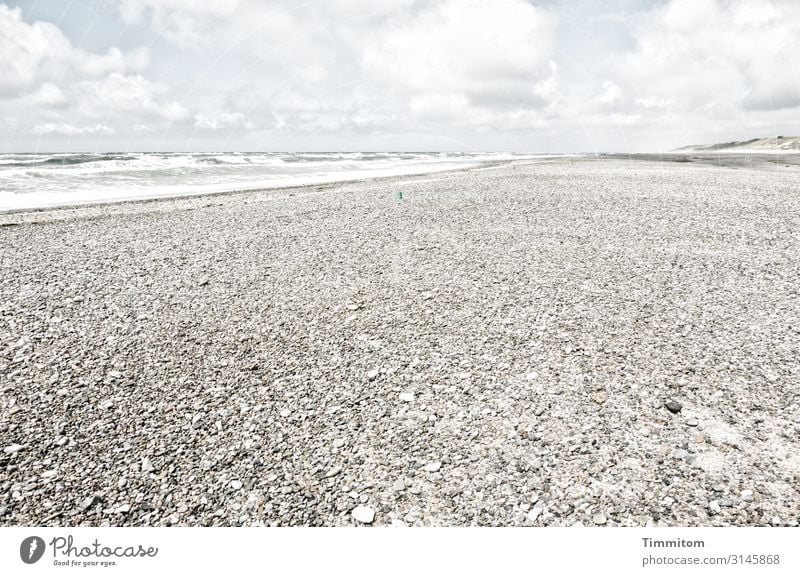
xmin=76 ymin=73 xmax=189 ymax=121
xmin=0 ymin=4 xmax=188 ymax=145
xmin=0 ymin=5 xmax=148 ymax=94
xmin=4 ymin=0 xmax=800 ymax=152
xmin=598 ymin=81 xmax=622 ymax=105
xmin=119 ymin=0 xmax=241 ymax=49
xmin=32 ymin=123 xmax=114 ymax=135
xmin=362 ymin=0 xmax=558 ymax=123
xmin=194 ymin=112 xmax=245 ymax=130
xmin=616 ymin=0 xmax=800 ymax=113
xmin=29 ymin=82 xmax=66 ymax=106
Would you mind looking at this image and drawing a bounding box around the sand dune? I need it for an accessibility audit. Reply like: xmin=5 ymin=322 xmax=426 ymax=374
xmin=676 ymin=136 xmax=800 ymax=152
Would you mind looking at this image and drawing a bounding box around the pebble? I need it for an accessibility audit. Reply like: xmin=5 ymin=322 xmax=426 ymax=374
xmin=424 ymin=461 xmax=442 ymax=473
xmin=280 ymin=409 xmax=291 ymax=418
xmin=230 ymin=480 xmax=243 ymax=490
xmin=399 ymin=392 xmax=414 ymax=402
xmin=686 ymin=418 xmax=699 ymax=427
xmin=3 ymin=159 xmax=799 ymax=529
xmin=592 ymin=513 xmax=607 ymax=525
xmin=141 ymin=457 xmax=155 ymax=473
xmin=351 ymin=505 xmax=375 ymax=524
xmin=80 ymin=495 xmax=99 ymax=511
xmin=527 ymin=507 xmax=542 ymax=522
xmin=3 ymin=444 xmax=25 ymax=454
xmin=665 ymin=400 xmax=683 ymax=414
xmin=771 ymin=516 xmax=781 ymax=526
xmin=114 ymin=504 xmax=131 ymax=514
xmin=709 ymin=500 xmax=721 ymax=514
xmin=367 ymin=369 xmax=379 ymax=381
xmin=325 ymin=467 xmax=342 ymax=478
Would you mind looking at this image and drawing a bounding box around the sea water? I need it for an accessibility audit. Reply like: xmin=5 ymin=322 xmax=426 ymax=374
xmin=0 ymin=151 xmax=538 ymax=211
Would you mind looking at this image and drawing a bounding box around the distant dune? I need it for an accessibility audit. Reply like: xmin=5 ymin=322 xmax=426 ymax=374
xmin=675 ymin=136 xmax=800 ymax=152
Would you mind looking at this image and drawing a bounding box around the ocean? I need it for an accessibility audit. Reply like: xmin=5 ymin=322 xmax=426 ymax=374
xmin=0 ymin=151 xmax=535 ymax=211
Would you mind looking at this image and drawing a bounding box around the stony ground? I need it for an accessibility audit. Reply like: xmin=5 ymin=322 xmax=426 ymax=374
xmin=1 ymin=157 xmax=799 ymax=527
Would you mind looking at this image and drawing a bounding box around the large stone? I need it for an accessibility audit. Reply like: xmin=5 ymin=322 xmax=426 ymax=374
xmin=351 ymin=505 xmax=375 ymax=524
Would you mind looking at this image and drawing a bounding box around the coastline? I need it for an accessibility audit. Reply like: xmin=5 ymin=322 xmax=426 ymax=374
xmin=4 ymin=150 xmax=798 ymax=221
xmin=0 ymin=157 xmax=500 ymax=216
xmin=0 ymin=160 xmax=508 ymax=223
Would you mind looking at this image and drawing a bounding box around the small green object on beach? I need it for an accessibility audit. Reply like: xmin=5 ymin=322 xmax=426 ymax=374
xmin=396 ymin=191 xmax=403 ymax=201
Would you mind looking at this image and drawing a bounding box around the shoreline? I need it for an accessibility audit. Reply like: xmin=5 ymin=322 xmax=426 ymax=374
xmin=0 ymin=158 xmax=548 ymax=225
xmin=0 ymin=160 xmax=485 ymax=217
xmin=3 ymin=151 xmax=797 ymax=219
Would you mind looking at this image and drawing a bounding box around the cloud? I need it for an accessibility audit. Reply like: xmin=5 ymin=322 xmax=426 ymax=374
xmin=0 ymin=4 xmax=188 ymax=146
xmin=114 ymin=0 xmax=559 ymax=139
xmin=4 ymin=0 xmax=800 ymax=152
xmin=615 ymin=0 xmax=800 ymax=113
xmin=32 ymin=123 xmax=114 ymax=135
xmin=29 ymin=82 xmax=66 ymax=106
xmin=76 ymin=73 xmax=189 ymax=121
xmin=362 ymin=0 xmax=558 ymax=123
xmin=119 ymin=0 xmax=240 ymax=49
xmin=194 ymin=112 xmax=246 ymax=130
xmin=0 ymin=5 xmax=149 ymax=95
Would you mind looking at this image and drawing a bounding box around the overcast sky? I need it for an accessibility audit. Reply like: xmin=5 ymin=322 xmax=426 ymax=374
xmin=1 ymin=0 xmax=799 ymax=153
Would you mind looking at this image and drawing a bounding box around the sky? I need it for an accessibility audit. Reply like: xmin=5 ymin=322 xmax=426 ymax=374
xmin=1 ymin=0 xmax=799 ymax=153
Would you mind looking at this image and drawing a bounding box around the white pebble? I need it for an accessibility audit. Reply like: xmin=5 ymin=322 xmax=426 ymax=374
xmin=424 ymin=461 xmax=442 ymax=473
xmin=592 ymin=513 xmax=607 ymax=525
xmin=351 ymin=505 xmax=375 ymax=524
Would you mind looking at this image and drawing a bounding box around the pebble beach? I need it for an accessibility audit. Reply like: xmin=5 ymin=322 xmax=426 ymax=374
xmin=1 ymin=157 xmax=799 ymax=527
